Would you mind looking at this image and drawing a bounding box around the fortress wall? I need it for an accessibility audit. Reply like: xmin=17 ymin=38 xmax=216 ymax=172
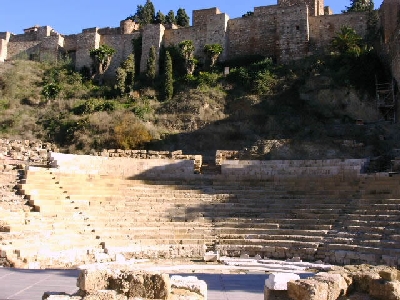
xmin=276 ymin=4 xmax=310 ymax=63
xmin=0 ymin=39 xmax=7 ymax=62
xmin=278 ymin=0 xmax=324 ymax=16
xmin=140 ymin=24 xmax=165 ymax=74
xmin=101 ymin=33 xmax=139 ymax=79
xmin=9 ymin=32 xmax=38 ymax=42
xmin=63 ymin=34 xmax=78 ymax=52
xmin=98 ymin=27 xmax=121 ymax=35
xmin=193 ymin=7 xmax=222 ymax=27
xmin=164 ymin=26 xmax=207 ymax=62
xmin=75 ymin=28 xmax=100 ymax=71
xmin=6 ymin=41 xmax=41 ymax=60
xmin=380 ymin=0 xmax=400 ymax=43
xmin=37 ymin=26 xmax=52 ymax=39
xmin=0 ymin=32 xmax=10 ymax=41
xmin=39 ymin=35 xmax=64 ymax=62
xmin=309 ymin=12 xmax=368 ymax=54
xmin=380 ymin=0 xmax=400 ymax=113
xmin=385 ymin=28 xmax=400 ymax=119
xmin=227 ymin=7 xmax=278 ymax=60
xmin=120 ymin=19 xmax=139 ymax=34
xmin=205 ymin=13 xmax=229 ymax=61
xmin=164 ymin=11 xmax=228 ymax=63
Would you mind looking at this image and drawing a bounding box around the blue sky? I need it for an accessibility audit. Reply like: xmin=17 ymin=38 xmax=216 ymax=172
xmin=0 ymin=0 xmax=384 ymax=35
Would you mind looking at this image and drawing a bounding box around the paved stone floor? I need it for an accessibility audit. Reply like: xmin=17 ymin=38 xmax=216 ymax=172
xmin=0 ymin=268 xmax=267 ymax=300
xmin=0 ymin=268 xmax=80 ymax=300
xmin=0 ymin=268 xmax=313 ymax=300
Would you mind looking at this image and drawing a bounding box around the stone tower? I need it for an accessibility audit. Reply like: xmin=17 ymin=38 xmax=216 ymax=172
xmin=278 ymin=0 xmax=325 ymax=16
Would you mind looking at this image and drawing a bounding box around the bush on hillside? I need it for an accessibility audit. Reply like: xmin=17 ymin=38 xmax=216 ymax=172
xmin=113 ymin=113 xmax=153 ymax=149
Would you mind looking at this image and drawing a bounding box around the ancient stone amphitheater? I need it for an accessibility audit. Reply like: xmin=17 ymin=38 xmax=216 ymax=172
xmin=1 ymin=139 xmax=400 ymax=270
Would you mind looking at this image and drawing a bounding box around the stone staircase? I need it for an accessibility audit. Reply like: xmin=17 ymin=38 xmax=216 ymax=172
xmin=319 ymin=174 xmax=400 ymax=266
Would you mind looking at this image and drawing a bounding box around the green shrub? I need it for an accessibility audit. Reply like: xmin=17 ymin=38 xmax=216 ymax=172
xmin=42 ymin=83 xmax=61 ymax=100
xmin=253 ymin=70 xmax=277 ymax=95
xmin=72 ymin=99 xmax=116 ymax=115
xmin=163 ymin=51 xmax=174 ymax=101
xmin=198 ymin=72 xmax=221 ymax=87
xmin=131 ymin=98 xmax=153 ymax=120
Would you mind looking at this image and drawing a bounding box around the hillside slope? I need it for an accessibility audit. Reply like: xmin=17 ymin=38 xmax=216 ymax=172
xmin=0 ymin=55 xmax=398 ymax=171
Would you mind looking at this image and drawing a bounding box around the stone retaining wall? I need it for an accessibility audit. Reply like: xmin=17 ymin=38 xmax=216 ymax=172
xmin=0 ymin=139 xmax=370 ymax=179
xmin=50 ymin=152 xmax=201 ymax=179
xmin=0 ymin=139 xmax=57 ymax=164
xmin=50 ymin=151 xmax=369 ymax=180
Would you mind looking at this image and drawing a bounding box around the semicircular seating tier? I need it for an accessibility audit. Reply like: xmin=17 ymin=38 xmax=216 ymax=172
xmin=1 ymin=153 xmax=400 ymax=268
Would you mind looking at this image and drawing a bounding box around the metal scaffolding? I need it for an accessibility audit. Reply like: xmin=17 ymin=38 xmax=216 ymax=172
xmin=376 ymin=78 xmax=396 ymax=123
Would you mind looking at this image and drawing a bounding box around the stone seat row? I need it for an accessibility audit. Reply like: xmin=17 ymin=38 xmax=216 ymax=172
xmin=4 ymin=159 xmax=400 ymax=267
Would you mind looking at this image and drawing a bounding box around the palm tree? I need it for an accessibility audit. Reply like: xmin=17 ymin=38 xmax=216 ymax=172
xmin=330 ymin=26 xmax=363 ymax=56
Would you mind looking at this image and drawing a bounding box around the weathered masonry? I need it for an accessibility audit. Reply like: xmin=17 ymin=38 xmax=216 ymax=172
xmin=0 ymin=0 xmax=397 ymax=82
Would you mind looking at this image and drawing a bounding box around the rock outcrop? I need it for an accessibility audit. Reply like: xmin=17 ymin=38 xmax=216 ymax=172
xmin=287 ymin=265 xmax=400 ymax=300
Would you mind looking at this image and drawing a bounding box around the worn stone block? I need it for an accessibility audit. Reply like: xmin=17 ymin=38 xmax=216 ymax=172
xmin=170 ymin=275 xmax=207 ymax=299
xmin=287 ymin=279 xmax=329 ymax=300
xmin=265 ymin=273 xmax=300 ymax=290
xmin=379 ymin=269 xmax=398 ymax=281
xmin=369 ymin=280 xmax=400 ymax=300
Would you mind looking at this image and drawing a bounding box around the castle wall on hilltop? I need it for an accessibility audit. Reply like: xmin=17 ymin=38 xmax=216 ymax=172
xmin=0 ymin=0 xmax=396 ymax=86
xmin=227 ymin=6 xmax=279 ymax=59
xmin=276 ymin=4 xmax=310 ymax=62
xmin=309 ymin=12 xmax=368 ymax=54
xmin=278 ymin=0 xmax=325 ymax=16
xmin=101 ymin=32 xmax=138 ymax=76
xmin=140 ymin=24 xmax=165 ymax=76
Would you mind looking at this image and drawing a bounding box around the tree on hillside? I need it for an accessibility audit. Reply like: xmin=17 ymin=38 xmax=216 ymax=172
xmin=155 ymin=11 xmax=166 ymax=24
xmin=179 ymin=40 xmax=196 ymax=75
xmin=115 ymin=54 xmax=135 ymax=95
xmin=176 ymin=8 xmax=190 ymax=27
xmin=146 ymin=46 xmax=157 ymax=81
xmin=204 ymin=44 xmax=224 ymax=68
xmin=132 ymin=37 xmax=142 ymax=77
xmin=331 ymin=26 xmax=363 ymax=56
xmin=163 ymin=51 xmax=174 ymax=101
xmin=344 ymin=0 xmax=374 ymax=12
xmin=132 ymin=0 xmax=156 ymax=26
xmin=89 ymin=44 xmax=116 ymax=85
xmin=166 ymin=10 xmax=176 ymax=25
xmin=330 ymin=26 xmax=364 ymax=56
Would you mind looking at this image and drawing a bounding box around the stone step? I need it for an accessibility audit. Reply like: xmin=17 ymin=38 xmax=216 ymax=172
xmin=217 ymin=234 xmax=325 ymax=242
xmin=216 ymin=238 xmax=320 ymax=248
xmin=214 ymin=228 xmax=328 ymax=236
